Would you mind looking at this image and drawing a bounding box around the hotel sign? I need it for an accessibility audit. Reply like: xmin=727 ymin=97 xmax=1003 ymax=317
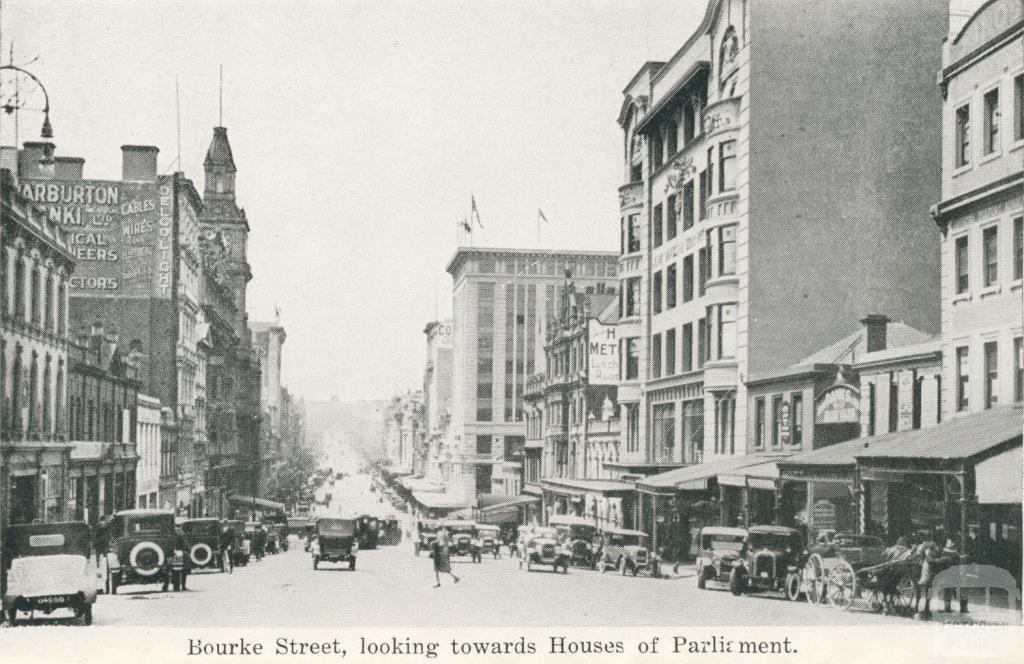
xmin=588 ymin=319 xmax=618 ymax=385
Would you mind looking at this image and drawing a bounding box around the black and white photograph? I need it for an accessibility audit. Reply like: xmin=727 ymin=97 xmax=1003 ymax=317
xmin=0 ymin=0 xmax=1021 ymax=662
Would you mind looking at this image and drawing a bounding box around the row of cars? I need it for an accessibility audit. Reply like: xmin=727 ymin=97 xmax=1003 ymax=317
xmin=307 ymin=514 xmax=402 ymax=571
xmin=1 ymin=509 xmax=289 ymax=626
xmin=517 ymin=517 xmax=661 ymax=576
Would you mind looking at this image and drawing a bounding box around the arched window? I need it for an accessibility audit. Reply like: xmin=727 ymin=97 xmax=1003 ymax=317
xmin=42 ymin=354 xmax=52 ymax=435
xmin=28 ymin=352 xmax=38 ymax=433
xmin=14 ymin=253 xmax=25 ymax=319
xmin=11 ymin=344 xmax=21 ymax=434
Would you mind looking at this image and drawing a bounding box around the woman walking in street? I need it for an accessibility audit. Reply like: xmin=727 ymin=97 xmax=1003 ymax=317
xmin=432 ymin=528 xmax=460 ymax=588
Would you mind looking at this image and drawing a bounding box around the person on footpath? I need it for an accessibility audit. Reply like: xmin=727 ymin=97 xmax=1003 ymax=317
xmin=431 ymin=528 xmax=460 ymax=588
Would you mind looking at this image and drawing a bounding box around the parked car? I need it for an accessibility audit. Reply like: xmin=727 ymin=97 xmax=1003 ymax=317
xmin=519 ymin=526 xmax=570 ymax=573
xmin=311 ymin=518 xmax=358 ymax=570
xmin=180 ymin=518 xmax=231 ymax=573
xmin=2 ymin=521 xmax=98 ymax=626
xmin=379 ymin=517 xmax=401 ymax=546
xmin=549 ymin=515 xmax=600 ymax=568
xmin=442 ymin=520 xmax=481 ymax=562
xmin=105 ymin=509 xmax=188 ymax=594
xmin=225 ymin=520 xmax=250 ymax=566
xmin=355 ymin=515 xmax=380 ymax=550
xmin=477 ymin=524 xmax=502 ymax=558
xmin=598 ymin=527 xmax=659 ymax=576
xmin=414 ymin=520 xmax=440 ymax=556
xmin=728 ymin=525 xmax=805 ymax=600
xmin=695 ymin=526 xmax=749 ymax=590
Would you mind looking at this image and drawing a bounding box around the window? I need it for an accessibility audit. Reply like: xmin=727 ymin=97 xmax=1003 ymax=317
xmin=955 ymin=235 xmax=970 ymax=294
xmin=983 ymin=88 xmax=1001 ymax=155
xmin=1015 ymin=74 xmax=1023 ymax=142
xmin=956 ymin=346 xmax=969 ymax=412
xmin=698 ymin=246 xmax=709 ymax=296
xmin=955 ymin=103 xmax=970 ymax=167
xmin=717 ymin=304 xmax=736 ymax=359
xmin=652 ymin=403 xmax=675 ymax=450
xmin=1014 ymin=217 xmax=1022 ymax=281
xmin=625 ymin=338 xmax=639 ymax=380
xmin=476 ymin=435 xmax=492 ymax=455
xmin=983 ymin=225 xmax=999 ymax=286
xmin=771 ymin=395 xmax=783 ymax=447
xmin=719 ymin=140 xmax=736 ymax=191
xmin=682 ymin=323 xmax=693 ymax=372
xmin=683 ymin=181 xmax=695 ymax=230
xmin=651 ymin=333 xmax=662 ymax=379
xmin=698 ymin=170 xmax=708 ymax=220
xmin=666 ymin=121 xmax=678 ymax=156
xmin=719 ymin=225 xmax=736 ymax=276
xmin=984 ymin=341 xmax=998 ymax=409
xmin=706 ymin=147 xmax=715 ymax=198
xmin=626 ymin=404 xmax=640 ymax=452
xmin=666 ymin=263 xmax=677 ymax=309
xmin=665 ymin=328 xmax=676 ymax=376
xmin=791 ymin=392 xmax=803 ymax=446
xmin=754 ymin=397 xmax=766 ymax=448
xmin=651 ymin=133 xmax=664 ymax=170
xmin=666 ymin=195 xmax=678 ymax=241
xmin=697 ymin=318 xmax=707 ymax=368
xmin=631 ymin=162 xmax=643 ymax=183
xmin=627 ymin=214 xmax=641 ymax=253
xmin=888 ymin=374 xmax=899 ymax=433
xmin=1015 ymin=337 xmax=1023 ymax=403
xmin=653 ymin=271 xmax=663 ymax=314
xmin=653 ymin=204 xmax=664 ymax=248
xmin=867 ymin=383 xmax=876 ymax=436
xmin=683 ymin=255 xmax=694 ymax=302
xmin=625 ymin=277 xmax=640 ymax=317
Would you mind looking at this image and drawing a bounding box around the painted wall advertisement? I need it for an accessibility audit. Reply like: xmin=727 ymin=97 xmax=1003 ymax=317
xmin=587 ymin=319 xmax=618 ymax=385
xmin=21 ymin=179 xmax=166 ymax=298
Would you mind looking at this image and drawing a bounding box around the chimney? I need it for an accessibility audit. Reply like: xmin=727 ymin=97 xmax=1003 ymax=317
xmin=19 ymin=141 xmax=56 ymax=179
xmin=121 ymin=145 xmax=159 ymax=182
xmin=861 ymin=314 xmax=890 ymax=353
xmin=0 ymin=146 xmax=19 ymax=176
xmin=54 ymin=156 xmax=85 ymax=180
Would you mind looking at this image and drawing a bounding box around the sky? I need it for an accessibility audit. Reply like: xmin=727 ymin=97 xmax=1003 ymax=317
xmin=3 ymin=0 xmax=707 ymax=401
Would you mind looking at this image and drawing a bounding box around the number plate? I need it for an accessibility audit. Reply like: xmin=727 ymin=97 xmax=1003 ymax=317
xmin=35 ymin=595 xmax=66 ymax=605
xmin=759 ymin=571 xmax=768 ymax=578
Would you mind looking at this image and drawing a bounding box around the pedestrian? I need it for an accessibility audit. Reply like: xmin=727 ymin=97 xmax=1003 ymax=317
xmin=939 ymin=537 xmax=965 ymax=614
xmin=431 ymin=528 xmax=460 ymax=588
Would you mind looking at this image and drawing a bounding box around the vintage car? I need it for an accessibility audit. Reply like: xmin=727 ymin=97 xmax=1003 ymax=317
xmin=598 ymin=527 xmax=659 ymax=577
xmin=477 ymin=524 xmax=502 ymax=558
xmin=519 ymin=526 xmax=570 ymax=573
xmin=105 ymin=509 xmax=188 ymax=594
xmin=414 ymin=520 xmax=441 ymax=556
xmin=549 ymin=515 xmax=600 ymax=568
xmin=695 ymin=526 xmax=749 ymax=590
xmin=311 ymin=518 xmax=358 ymax=570
xmin=379 ymin=517 xmax=401 ymax=546
xmin=728 ymin=525 xmax=805 ymax=600
xmin=225 ymin=520 xmax=250 ymax=566
xmin=355 ymin=515 xmax=380 ymax=550
xmin=180 ymin=518 xmax=231 ymax=572
xmin=2 ymin=521 xmax=98 ymax=626
xmin=442 ymin=520 xmax=482 ymax=562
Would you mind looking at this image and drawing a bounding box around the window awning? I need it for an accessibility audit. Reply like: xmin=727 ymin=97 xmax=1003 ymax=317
xmin=637 ymin=455 xmax=785 ymax=494
xmin=477 ymin=494 xmax=540 ymax=512
xmin=412 ymin=491 xmax=467 ymax=511
xmin=974 ymin=446 xmax=1022 ymax=505
xmin=228 ymin=495 xmax=286 ymax=514
xmin=718 ymin=461 xmax=780 ymax=491
xmin=541 ymin=477 xmax=634 ymax=496
xmin=399 ymin=476 xmax=444 ymax=493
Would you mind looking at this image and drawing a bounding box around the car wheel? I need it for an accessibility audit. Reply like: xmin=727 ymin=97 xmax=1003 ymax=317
xmin=313 ymin=556 xmax=319 ymax=570
xmin=349 ymin=558 xmax=356 ymax=571
xmin=729 ymin=568 xmax=747 ymax=596
xmin=785 ymin=572 xmax=802 ymax=601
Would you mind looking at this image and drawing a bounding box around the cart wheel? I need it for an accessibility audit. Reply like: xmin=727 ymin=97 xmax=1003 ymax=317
xmin=869 ymin=590 xmax=885 ymax=613
xmin=894 ymin=577 xmax=915 ymax=613
xmin=803 ymin=554 xmax=824 ymax=604
xmin=825 ymin=559 xmax=856 ymax=610
xmin=785 ymin=572 xmax=802 ymax=601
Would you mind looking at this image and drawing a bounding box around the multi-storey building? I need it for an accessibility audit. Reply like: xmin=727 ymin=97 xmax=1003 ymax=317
xmin=0 ymin=164 xmax=75 ymax=529
xmin=933 ymin=0 xmax=1023 ymax=419
xmin=66 ymin=321 xmax=141 ymax=524
xmin=617 ymin=0 xmax=948 ymax=480
xmin=445 ymin=247 xmax=618 ymax=504
xmin=422 ymin=320 xmax=453 ymax=482
xmin=135 ymin=393 xmax=162 ymax=508
xmin=199 ymin=126 xmax=262 ymax=502
xmin=252 ymin=320 xmax=286 ymax=494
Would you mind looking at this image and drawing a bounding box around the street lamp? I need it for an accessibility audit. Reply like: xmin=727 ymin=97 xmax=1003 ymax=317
xmin=0 ymin=64 xmax=55 ymax=164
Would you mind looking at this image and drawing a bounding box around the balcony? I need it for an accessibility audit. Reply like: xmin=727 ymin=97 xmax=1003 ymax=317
xmin=618 ymin=181 xmax=643 ymax=212
xmin=524 ymin=373 xmax=546 ymax=398
xmin=703 ymin=359 xmax=739 ymax=392
xmin=702 ymin=96 xmax=740 ymax=140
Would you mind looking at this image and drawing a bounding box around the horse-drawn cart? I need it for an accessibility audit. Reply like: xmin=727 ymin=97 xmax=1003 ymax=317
xmin=802 ymin=534 xmax=917 ymax=614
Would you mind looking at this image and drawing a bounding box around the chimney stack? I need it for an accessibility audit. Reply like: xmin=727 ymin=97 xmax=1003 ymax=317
xmin=54 ymin=156 xmax=85 ymax=180
xmin=861 ymin=314 xmax=890 ymax=353
xmin=19 ymin=141 xmax=56 ymax=179
xmin=121 ymin=145 xmax=159 ymax=182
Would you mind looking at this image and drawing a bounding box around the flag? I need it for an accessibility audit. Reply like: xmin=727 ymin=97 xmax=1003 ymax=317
xmin=471 ymin=195 xmax=483 ymax=228
xmin=538 ymin=208 xmax=549 ymax=224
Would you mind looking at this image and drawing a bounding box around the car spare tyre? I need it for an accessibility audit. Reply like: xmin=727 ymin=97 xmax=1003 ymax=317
xmin=190 ymin=543 xmax=213 ymax=567
xmin=130 ymin=541 xmax=166 ymax=576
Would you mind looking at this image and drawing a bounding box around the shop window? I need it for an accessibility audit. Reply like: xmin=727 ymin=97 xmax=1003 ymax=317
xmin=652 ymin=403 xmax=674 ymax=449
xmin=983 ymin=225 xmax=999 ymax=286
xmin=955 ymin=235 xmax=969 ymax=294
xmin=682 ymin=323 xmax=693 ymax=373
xmin=683 ymin=255 xmax=694 ymax=302
xmin=983 ymin=88 xmax=999 ymax=155
xmin=955 ymin=103 xmax=970 ymax=167
xmin=665 ymin=328 xmax=676 ymax=376
xmin=651 ymin=333 xmax=662 ymax=379
xmin=754 ymin=397 xmax=766 ymax=449
xmin=984 ymin=341 xmax=998 ymax=409
xmin=791 ymin=392 xmax=803 ymax=446
xmin=653 ymin=204 xmax=664 ymax=248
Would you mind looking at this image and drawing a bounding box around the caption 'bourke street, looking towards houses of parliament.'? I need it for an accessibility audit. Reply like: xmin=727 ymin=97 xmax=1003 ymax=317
xmin=0 ymin=0 xmax=1021 ymax=630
